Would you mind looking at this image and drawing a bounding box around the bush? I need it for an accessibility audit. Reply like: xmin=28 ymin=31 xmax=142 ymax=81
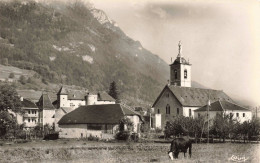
xmin=115 ymin=131 xmax=130 ymax=141
xmin=9 ymin=73 xmax=15 ymax=78
xmin=87 ymin=134 xmax=99 ymax=141
xmin=130 ymin=133 xmax=139 ymax=142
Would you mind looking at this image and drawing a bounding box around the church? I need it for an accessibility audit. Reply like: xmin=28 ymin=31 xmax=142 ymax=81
xmin=151 ymin=42 xmax=251 ymax=128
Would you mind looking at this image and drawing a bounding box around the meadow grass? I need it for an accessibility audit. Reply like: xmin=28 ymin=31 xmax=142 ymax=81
xmin=0 ymin=140 xmax=259 ymax=162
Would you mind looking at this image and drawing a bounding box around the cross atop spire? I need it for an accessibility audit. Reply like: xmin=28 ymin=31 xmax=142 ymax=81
xmin=177 ymin=40 xmax=182 ymax=57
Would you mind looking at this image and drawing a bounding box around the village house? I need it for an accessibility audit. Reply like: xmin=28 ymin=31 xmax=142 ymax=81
xmin=20 ymin=97 xmax=39 ymax=129
xmin=58 ymin=104 xmax=143 ymax=139
xmin=8 ymin=97 xmax=39 ymax=129
xmin=151 ymin=42 xmax=252 ymax=129
xmin=194 ymin=100 xmax=252 ymax=123
xmin=37 ymin=93 xmax=56 ymax=128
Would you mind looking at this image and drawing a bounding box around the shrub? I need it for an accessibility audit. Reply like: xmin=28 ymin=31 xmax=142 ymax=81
xmin=87 ymin=134 xmax=99 ymax=141
xmin=155 ymin=128 xmax=162 ymax=133
xmin=9 ymin=73 xmax=15 ymax=78
xmin=115 ymin=131 xmax=130 ymax=141
xmin=130 ymin=133 xmax=139 ymax=142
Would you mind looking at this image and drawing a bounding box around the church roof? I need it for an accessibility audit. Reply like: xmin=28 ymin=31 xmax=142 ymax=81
xmin=194 ymin=100 xmax=250 ymax=112
xmin=152 ymin=85 xmax=233 ymax=107
xmin=171 ymin=57 xmax=191 ymax=65
xmin=37 ymin=93 xmax=56 ymax=110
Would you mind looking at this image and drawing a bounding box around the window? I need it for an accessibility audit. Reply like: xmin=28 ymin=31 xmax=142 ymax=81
xmin=189 ymin=109 xmax=192 ymax=117
xmin=243 ymin=113 xmax=245 ymax=117
xmin=28 ymin=110 xmax=31 ymax=114
xmin=158 ymin=109 xmax=160 ymax=114
xmin=174 ymin=69 xmax=177 ymax=79
xmin=236 ymin=113 xmax=239 ymax=117
xmin=184 ymin=70 xmax=187 ymax=79
xmin=28 ymin=119 xmax=30 ymax=122
xmin=177 ymin=108 xmax=179 ymax=115
xmin=166 ymin=104 xmax=170 ymax=114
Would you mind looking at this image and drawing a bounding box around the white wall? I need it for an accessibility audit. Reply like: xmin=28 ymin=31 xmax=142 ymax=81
xmin=59 ymin=124 xmax=119 ymax=139
xmin=43 ymin=110 xmax=55 ymax=127
xmin=67 ymin=100 xmax=86 ymax=109
xmin=155 ymin=114 xmax=161 ymax=129
xmin=183 ymin=106 xmax=199 ymax=118
xmin=225 ymin=110 xmax=252 ymax=123
xmin=126 ymin=115 xmax=141 ymax=133
xmin=59 ymin=124 xmax=89 ymax=138
xmin=194 ymin=110 xmax=252 ymax=123
xmin=180 ymin=64 xmax=191 ymax=87
xmin=59 ymin=95 xmax=68 ymax=107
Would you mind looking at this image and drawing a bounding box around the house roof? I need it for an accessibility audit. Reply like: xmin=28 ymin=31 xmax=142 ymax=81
xmin=67 ymin=90 xmax=86 ymax=100
xmin=152 ymin=85 xmax=233 ymax=107
xmin=57 ymin=86 xmax=68 ymax=95
xmin=58 ymin=104 xmax=125 ymax=125
xmin=60 ymin=107 xmax=74 ymax=114
xmin=21 ymin=99 xmax=38 ymax=108
xmin=97 ymin=92 xmax=115 ymax=101
xmin=58 ymin=104 xmax=142 ymax=125
xmin=194 ymin=100 xmax=250 ymax=112
xmin=37 ymin=93 xmax=56 ymax=110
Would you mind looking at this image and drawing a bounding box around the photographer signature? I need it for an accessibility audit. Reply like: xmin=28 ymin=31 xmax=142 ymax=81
xmin=229 ymin=155 xmax=248 ymax=162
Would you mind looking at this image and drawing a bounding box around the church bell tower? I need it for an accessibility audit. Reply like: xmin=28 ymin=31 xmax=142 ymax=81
xmin=170 ymin=41 xmax=191 ymax=87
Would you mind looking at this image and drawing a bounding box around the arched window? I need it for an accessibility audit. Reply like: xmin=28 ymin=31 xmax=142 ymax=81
xmin=166 ymin=104 xmax=170 ymax=114
xmin=174 ymin=69 xmax=177 ymax=79
xmin=158 ymin=109 xmax=160 ymax=114
xmin=184 ymin=69 xmax=187 ymax=79
xmin=177 ymin=108 xmax=179 ymax=115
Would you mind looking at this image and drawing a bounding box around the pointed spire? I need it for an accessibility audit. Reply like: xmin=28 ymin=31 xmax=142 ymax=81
xmin=57 ymin=86 xmax=68 ymax=95
xmin=177 ymin=40 xmax=182 ymax=58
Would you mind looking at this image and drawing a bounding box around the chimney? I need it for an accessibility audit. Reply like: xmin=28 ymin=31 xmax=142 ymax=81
xmin=167 ymin=80 xmax=170 ymax=86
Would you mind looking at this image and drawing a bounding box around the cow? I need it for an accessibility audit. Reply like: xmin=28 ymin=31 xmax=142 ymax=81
xmin=168 ymin=137 xmax=192 ymax=160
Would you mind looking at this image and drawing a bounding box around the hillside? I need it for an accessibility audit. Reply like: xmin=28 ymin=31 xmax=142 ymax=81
xmin=0 ymin=1 xmax=217 ymax=108
xmin=0 ymin=1 xmax=171 ymax=107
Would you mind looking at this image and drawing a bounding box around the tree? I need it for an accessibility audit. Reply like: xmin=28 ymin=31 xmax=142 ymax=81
xmin=210 ymin=113 xmax=235 ymax=142
xmin=108 ymin=81 xmax=119 ymax=103
xmin=19 ymin=75 xmax=26 ymax=85
xmin=9 ymin=73 xmax=15 ymax=78
xmin=0 ymin=84 xmax=21 ymax=112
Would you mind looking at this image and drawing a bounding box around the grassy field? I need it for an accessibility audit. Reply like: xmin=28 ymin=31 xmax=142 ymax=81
xmin=0 ymin=139 xmax=259 ymax=163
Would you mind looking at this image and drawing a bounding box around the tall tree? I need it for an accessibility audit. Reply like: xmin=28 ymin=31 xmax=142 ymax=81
xmin=0 ymin=84 xmax=21 ymax=112
xmin=108 ymin=81 xmax=119 ymax=103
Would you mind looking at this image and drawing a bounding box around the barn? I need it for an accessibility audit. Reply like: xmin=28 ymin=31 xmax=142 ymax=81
xmin=58 ymin=104 xmax=142 ymax=139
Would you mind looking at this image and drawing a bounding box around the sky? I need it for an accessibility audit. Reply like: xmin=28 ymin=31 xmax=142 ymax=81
xmin=88 ymin=0 xmax=260 ymax=107
xmin=43 ymin=0 xmax=260 ymax=106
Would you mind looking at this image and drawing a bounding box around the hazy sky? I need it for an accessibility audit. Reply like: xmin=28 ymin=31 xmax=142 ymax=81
xmin=88 ymin=0 xmax=260 ymax=106
xmin=44 ymin=0 xmax=260 ymax=106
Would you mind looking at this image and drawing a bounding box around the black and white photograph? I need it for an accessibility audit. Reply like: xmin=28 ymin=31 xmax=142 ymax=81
xmin=0 ymin=0 xmax=259 ymax=162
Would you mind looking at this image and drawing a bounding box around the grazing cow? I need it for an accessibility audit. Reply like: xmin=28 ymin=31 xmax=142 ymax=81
xmin=168 ymin=137 xmax=192 ymax=160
